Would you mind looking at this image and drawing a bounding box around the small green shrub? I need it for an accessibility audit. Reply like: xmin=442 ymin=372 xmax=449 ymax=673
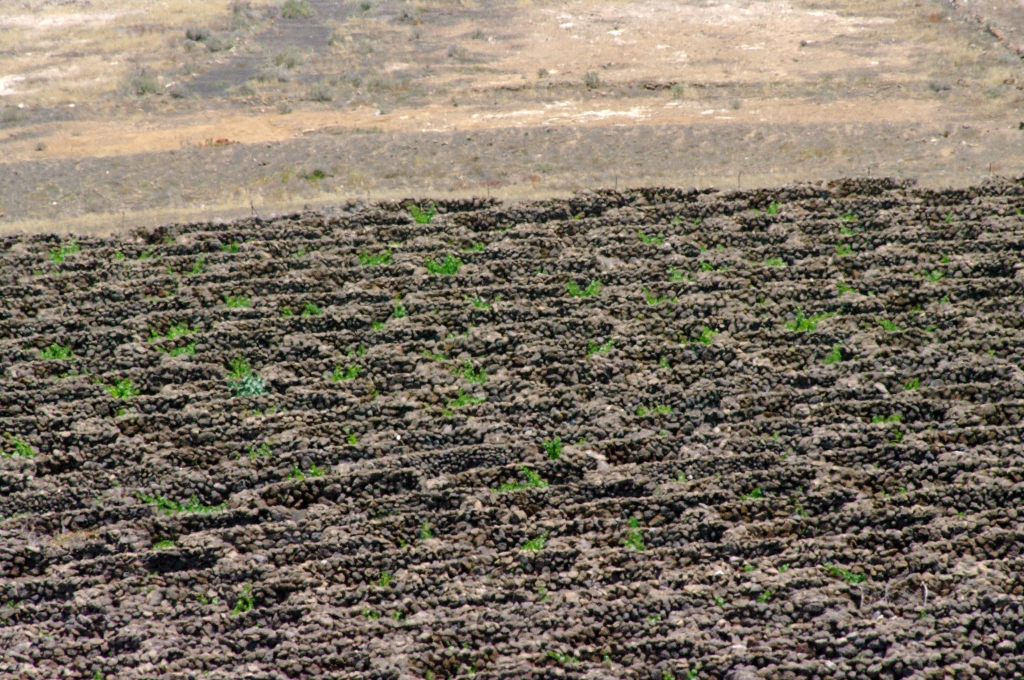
xmin=785 ymin=308 xmax=835 ymax=332
xmin=152 ymin=539 xmax=176 ymax=550
xmin=39 ymin=343 xmax=73 ymax=360
xmin=903 ymin=377 xmax=919 ymax=390
xmin=454 ymin=361 xmax=487 ymax=384
xmin=468 ymin=296 xmax=491 ymax=310
xmin=140 ymin=494 xmax=226 ymax=514
xmin=836 ymin=244 xmax=853 ymax=256
xmin=167 ymin=343 xmax=196 ymax=357
xmin=420 ymin=521 xmax=432 ymax=540
xmin=149 ymin=323 xmax=194 ymax=342
xmin=766 ymin=202 xmax=779 ymax=215
xmin=224 ymin=296 xmax=252 ymax=308
xmin=358 ymin=251 xmax=392 ymax=266
xmin=392 ymin=303 xmax=407 ymax=319
xmin=332 ymin=364 xmax=360 ymax=381
xmin=695 ymin=326 xmax=717 ymax=345
xmin=823 ymin=344 xmax=844 ymax=365
xmin=764 ymin=257 xmax=785 ymax=267
xmin=547 ymin=650 xmax=580 ymax=665
xmin=566 ymin=280 xmax=601 ymax=297
xmin=636 ymin=404 xmax=672 ymax=417
xmin=637 ymin=231 xmax=664 ymax=245
xmin=924 ymin=269 xmax=944 ymax=282
xmin=872 ymin=414 xmax=901 ymax=423
xmin=409 ymin=203 xmax=436 ymax=224
xmin=227 ymin=357 xmax=267 ymax=397
xmin=377 ymin=571 xmax=392 ymax=587
xmin=836 ymin=281 xmax=855 ymax=295
xmin=741 ymin=488 xmax=764 ymax=500
xmin=421 ymin=350 xmax=447 ymax=361
xmin=878 ymin=318 xmax=900 ymax=332
xmin=463 ymin=242 xmax=485 ymax=252
xmin=495 ymin=466 xmax=548 ymax=492
xmin=543 ymin=436 xmax=562 ymax=459
xmin=446 ymin=390 xmax=485 ymax=411
xmin=3 ymin=434 xmax=35 ymax=458
xmin=668 ymin=268 xmax=689 ymax=282
xmin=248 ymin=443 xmax=273 ymax=459
xmin=824 ymin=563 xmax=865 ymax=584
xmin=624 ymin=517 xmax=645 ymax=551
xmin=301 ymin=301 xmax=321 ymax=317
xmin=231 ymin=585 xmax=255 ymax=615
xmin=222 ymin=241 xmax=240 ymax=253
xmin=644 ymin=289 xmax=677 ymax=306
xmin=522 ymin=533 xmax=547 ymax=552
xmin=187 ymin=256 xmax=206 ymax=276
xmin=49 ymin=240 xmax=80 ymax=264
xmin=106 ymin=379 xmax=140 ymax=399
xmin=424 ymin=254 xmax=462 ymax=275
xmin=586 ymin=339 xmax=614 ymax=357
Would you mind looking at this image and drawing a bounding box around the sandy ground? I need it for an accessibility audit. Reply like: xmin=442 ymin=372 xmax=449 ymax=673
xmin=1 ymin=0 xmax=1024 ymax=233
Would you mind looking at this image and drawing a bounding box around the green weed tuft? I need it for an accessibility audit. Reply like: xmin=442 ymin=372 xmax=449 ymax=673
xmin=764 ymin=257 xmax=785 ymax=267
xmin=824 ymin=563 xmax=865 ymax=584
xmin=392 ymin=303 xmax=407 ymax=319
xmin=836 ymin=244 xmax=853 ymax=256
xmin=281 ymin=0 xmax=313 ymax=18
xmin=49 ymin=240 xmax=80 ymax=264
xmin=872 ymin=414 xmax=901 ymax=423
xmin=522 ymin=533 xmax=547 ymax=551
xmin=248 ymin=443 xmax=273 ymax=459
xmin=302 ymin=301 xmax=322 ymax=317
xmin=222 ymin=241 xmax=240 ymax=253
xmin=878 ymin=318 xmax=900 ymax=332
xmin=836 ymin=281 xmax=855 ymax=295
xmin=187 ymin=256 xmax=206 ymax=276
xmin=924 ymin=269 xmax=944 ymax=282
xmin=231 ymin=585 xmax=255 ymax=615
xmin=446 ymin=390 xmax=485 ymax=411
xmin=766 ymin=202 xmax=779 ymax=215
xmin=566 ymin=280 xmax=601 ymax=297
xmin=547 ymin=650 xmax=579 ymax=665
xmin=495 ymin=466 xmax=548 ymax=493
xmin=424 ymin=254 xmax=462 ymax=275
xmin=785 ymin=308 xmax=835 ymax=332
xmin=224 ymin=296 xmax=252 ymax=308
xmin=140 ymin=494 xmax=226 ymax=514
xmin=152 ymin=539 xmax=175 ymax=549
xmin=106 ymin=379 xmax=140 ymax=399
xmin=543 ymin=436 xmax=563 ymax=459
xmin=3 ymin=434 xmax=35 ymax=458
xmin=586 ymin=338 xmax=614 ymax=357
xmin=454 ymin=361 xmax=487 ymax=384
xmin=636 ymin=405 xmax=672 ymax=417
xmin=463 ymin=242 xmax=485 ymax=252
xmin=332 ymin=364 xmax=361 ymax=381
xmin=823 ymin=344 xmax=844 ymax=365
xmin=422 ymin=350 xmax=447 ymax=362
xmin=227 ymin=357 xmax=267 ymax=397
xmin=637 ymin=231 xmax=664 ymax=245
xmin=741 ymin=488 xmax=764 ymax=500
xmin=624 ymin=517 xmax=645 ymax=551
xmin=695 ymin=326 xmax=717 ymax=345
xmin=757 ymin=589 xmax=773 ymax=603
xmin=377 ymin=571 xmax=392 ymax=587
xmin=903 ymin=377 xmax=919 ymax=391
xmin=359 ymin=250 xmax=392 ymax=266
xmin=668 ymin=267 xmax=690 ymax=282
xmin=409 ymin=203 xmax=437 ymax=224
xmin=644 ymin=289 xmax=677 ymax=306
xmin=420 ymin=521 xmax=432 ymax=540
xmin=39 ymin=343 xmax=73 ymax=360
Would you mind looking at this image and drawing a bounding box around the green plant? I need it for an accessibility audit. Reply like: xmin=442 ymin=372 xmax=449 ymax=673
xmin=149 ymin=323 xmax=194 ymax=342
xmin=447 ymin=390 xmax=486 ymax=411
xmin=495 ymin=466 xmax=548 ymax=492
xmin=363 ymin=607 xmax=380 ymax=620
xmin=454 ymin=361 xmax=487 ymax=384
xmin=420 ymin=521 xmax=432 ymax=540
xmin=823 ymin=344 xmax=844 ymax=365
xmin=764 ymin=257 xmax=785 ymax=267
xmin=468 ymin=296 xmax=493 ymax=310
xmin=138 ymin=248 xmax=155 ymax=260
xmin=309 ymin=463 xmax=327 ymax=477
xmin=644 ymin=289 xmax=677 ymax=306
xmin=757 ymin=589 xmax=773 ymax=603
xmin=359 ymin=250 xmax=392 ymax=266
xmin=288 ymin=465 xmax=305 ymax=481
xmin=463 ymin=242 xmax=485 ymax=252
xmin=422 ymin=350 xmax=447 ymax=361
xmin=566 ymin=280 xmax=602 ymax=297
xmin=741 ymin=488 xmax=764 ymax=500
xmin=668 ymin=268 xmax=689 ymax=282
xmin=872 ymin=414 xmax=901 ymax=424
xmin=224 ymin=296 xmax=252 ymax=308
xmin=409 ymin=203 xmax=437 ymax=224
xmin=347 ymin=432 xmax=358 ymax=446
xmin=3 ymin=434 xmax=35 ymax=458
xmin=824 ymin=563 xmax=865 ymax=584
xmin=713 ymin=595 xmax=724 ymax=606
xmin=695 ymin=326 xmax=717 ymax=345
xmin=878 ymin=318 xmax=900 ymax=332
xmin=522 ymin=533 xmax=547 ymax=551
xmin=698 ymin=260 xmax=714 ymax=272
xmin=903 ymin=377 xmax=919 ymax=390
xmin=248 ymin=442 xmax=272 ymax=459
xmin=301 ymin=301 xmax=321 ymax=317
xmin=836 ymin=244 xmax=853 ymax=256
xmin=624 ymin=517 xmax=645 ymax=551
xmin=637 ymin=231 xmax=664 ymax=245
xmin=839 ymin=212 xmax=857 ymax=222
xmin=106 ymin=379 xmax=140 ymax=399
xmin=49 ymin=240 xmax=80 ymax=264
xmin=113 ymin=251 xmax=125 ymax=261
xmin=836 ymin=281 xmax=855 ymax=295
xmin=391 ymin=303 xmax=407 ymax=319
xmin=424 ymin=254 xmax=462 ymax=275
xmin=227 ymin=357 xmax=267 ymax=397
xmin=766 ymin=202 xmax=779 ymax=215
xmin=281 ymin=0 xmax=313 ymax=18
xmin=167 ymin=343 xmax=196 ymax=357
xmin=890 ymin=428 xmax=904 ymax=443
xmin=778 ymin=563 xmax=790 ymax=573
xmin=924 ymin=269 xmax=944 ymax=282
xmin=658 ymin=356 xmax=670 ymax=369
xmin=586 ymin=339 xmax=614 ymax=357
xmin=785 ymin=308 xmax=835 ymax=332
xmin=543 ymin=436 xmax=563 ymax=459
xmin=187 ymin=256 xmax=206 ymax=276
xmin=222 ymin=241 xmax=239 ymax=253
xmin=546 ymin=650 xmax=579 ymax=665
xmin=636 ymin=405 xmax=672 ymax=417
xmin=371 ymin=321 xmax=385 ymax=331
xmin=152 ymin=539 xmax=175 ymax=549
xmin=377 ymin=571 xmax=392 ymax=587
xmin=231 ymin=585 xmax=254 ymax=615
xmin=39 ymin=343 xmax=73 ymax=360
xmin=140 ymin=494 xmax=226 ymax=514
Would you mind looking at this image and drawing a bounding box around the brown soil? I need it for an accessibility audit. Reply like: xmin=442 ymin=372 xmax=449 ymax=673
xmin=2 ymin=179 xmax=1024 ymax=679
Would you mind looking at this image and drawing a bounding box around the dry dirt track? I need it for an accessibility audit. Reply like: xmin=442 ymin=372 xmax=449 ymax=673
xmin=3 ymin=178 xmax=1024 ymax=679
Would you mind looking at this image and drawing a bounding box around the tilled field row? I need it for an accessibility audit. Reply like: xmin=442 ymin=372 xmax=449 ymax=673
xmin=2 ymin=178 xmax=1024 ymax=680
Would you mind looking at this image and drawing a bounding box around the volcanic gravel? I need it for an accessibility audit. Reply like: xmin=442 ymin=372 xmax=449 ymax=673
xmin=2 ymin=179 xmax=1024 ymax=680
